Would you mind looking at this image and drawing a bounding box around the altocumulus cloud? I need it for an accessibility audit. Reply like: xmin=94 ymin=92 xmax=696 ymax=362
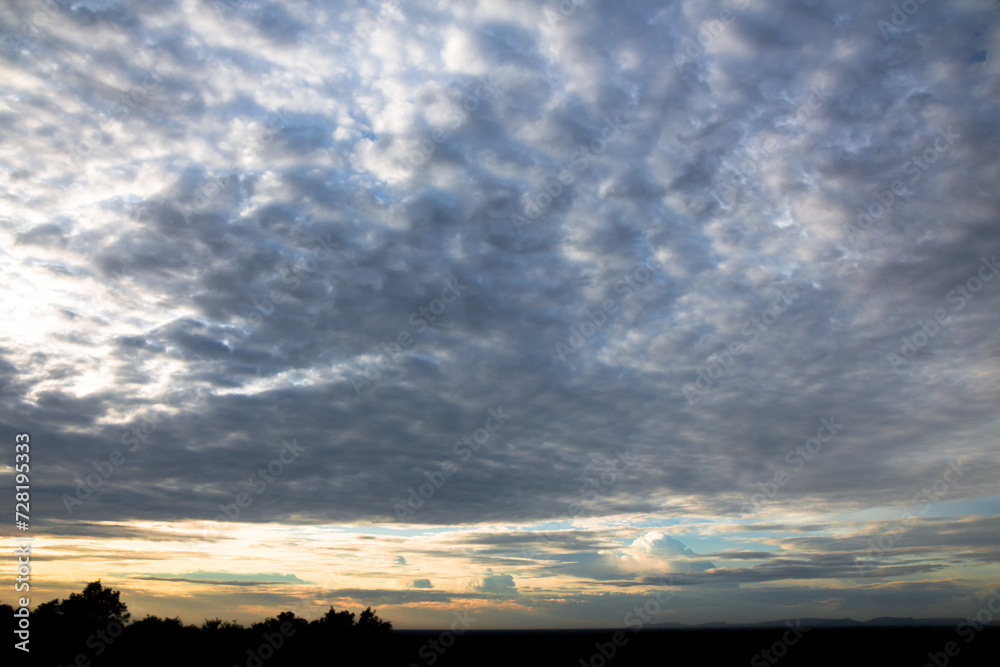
xmin=1 ymin=0 xmax=999 ymax=628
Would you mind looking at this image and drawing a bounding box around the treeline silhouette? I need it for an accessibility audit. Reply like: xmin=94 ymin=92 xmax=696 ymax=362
xmin=4 ymin=580 xmax=404 ymax=666
xmin=7 ymin=581 xmax=1000 ymax=666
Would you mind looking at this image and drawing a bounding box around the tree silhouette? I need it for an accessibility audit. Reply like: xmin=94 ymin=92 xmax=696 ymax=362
xmin=201 ymin=617 xmax=245 ymax=632
xmin=60 ymin=579 xmax=130 ymax=628
xmin=318 ymin=606 xmax=356 ymax=634
xmin=10 ymin=580 xmax=403 ymax=666
xmin=32 ymin=597 xmax=63 ymax=623
xmin=357 ymin=606 xmax=393 ymax=635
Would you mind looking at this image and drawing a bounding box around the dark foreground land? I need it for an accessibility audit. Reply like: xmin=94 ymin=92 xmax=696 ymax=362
xmin=16 ymin=626 xmax=999 ymax=666
xmin=395 ymin=627 xmax=999 ymax=667
xmin=9 ymin=584 xmax=998 ymax=666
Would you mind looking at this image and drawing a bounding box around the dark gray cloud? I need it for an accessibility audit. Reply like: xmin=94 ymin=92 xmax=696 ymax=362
xmin=2 ymin=0 xmax=999 ymax=627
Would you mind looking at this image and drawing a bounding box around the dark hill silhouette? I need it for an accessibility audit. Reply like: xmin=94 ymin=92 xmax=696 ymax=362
xmin=6 ymin=582 xmax=999 ymax=666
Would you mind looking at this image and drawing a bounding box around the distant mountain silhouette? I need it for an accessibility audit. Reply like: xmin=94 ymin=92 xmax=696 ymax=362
xmin=648 ymin=616 xmax=1000 ymax=629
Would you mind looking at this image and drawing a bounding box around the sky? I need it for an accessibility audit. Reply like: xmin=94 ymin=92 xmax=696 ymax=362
xmin=1 ymin=0 xmax=999 ymax=630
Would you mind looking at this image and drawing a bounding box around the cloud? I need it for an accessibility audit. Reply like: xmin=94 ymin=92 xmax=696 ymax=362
xmin=470 ymin=570 xmax=518 ymax=596
xmin=133 ymin=571 xmax=309 ymax=585
xmin=2 ymin=0 xmax=999 ymax=628
xmin=554 ymin=533 xmax=716 ymax=582
xmin=5 ymin=0 xmax=998 ymax=532
xmin=412 ymin=579 xmax=434 ymax=589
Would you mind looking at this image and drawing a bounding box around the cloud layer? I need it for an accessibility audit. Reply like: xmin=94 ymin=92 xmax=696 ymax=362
xmin=2 ymin=0 xmax=999 ymax=627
